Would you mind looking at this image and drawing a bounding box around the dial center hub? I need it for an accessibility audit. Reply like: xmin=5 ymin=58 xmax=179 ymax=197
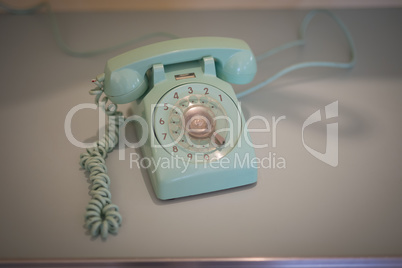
xmin=184 ymin=105 xmax=215 ymax=139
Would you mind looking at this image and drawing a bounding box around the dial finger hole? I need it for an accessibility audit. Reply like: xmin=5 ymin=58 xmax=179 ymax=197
xmin=199 ymin=96 xmax=208 ymax=104
xmin=189 ymin=96 xmax=198 ymax=104
xmin=172 ymin=107 xmax=181 ymax=115
xmin=179 ymin=99 xmax=189 ymax=108
xmin=170 ymin=115 xmax=181 ymax=124
xmin=170 ymin=123 xmax=180 ymax=132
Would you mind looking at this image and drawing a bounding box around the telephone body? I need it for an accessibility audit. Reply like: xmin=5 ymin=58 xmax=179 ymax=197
xmin=100 ymin=37 xmax=258 ymax=200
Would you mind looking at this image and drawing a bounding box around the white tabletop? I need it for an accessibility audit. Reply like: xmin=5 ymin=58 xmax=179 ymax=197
xmin=0 ymin=8 xmax=401 ymax=261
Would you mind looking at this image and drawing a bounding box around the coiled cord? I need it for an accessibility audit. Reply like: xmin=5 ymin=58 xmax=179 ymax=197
xmin=79 ymin=79 xmax=124 ymax=239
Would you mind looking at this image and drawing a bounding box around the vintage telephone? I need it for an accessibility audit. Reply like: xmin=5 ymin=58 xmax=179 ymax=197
xmin=104 ymin=36 xmax=258 ymax=199
xmin=79 ymin=11 xmax=355 ymax=239
xmin=81 ymin=37 xmax=259 ymax=238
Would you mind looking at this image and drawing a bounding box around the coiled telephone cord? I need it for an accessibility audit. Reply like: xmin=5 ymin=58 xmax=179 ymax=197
xmin=79 ymin=83 xmax=124 ymax=239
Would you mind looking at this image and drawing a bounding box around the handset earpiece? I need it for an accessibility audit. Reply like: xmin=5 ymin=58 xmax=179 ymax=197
xmin=215 ymin=50 xmax=257 ymax=85
xmin=103 ymin=68 xmax=148 ymax=104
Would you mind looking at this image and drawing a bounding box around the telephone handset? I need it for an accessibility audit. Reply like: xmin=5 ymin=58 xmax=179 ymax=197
xmin=101 ymin=37 xmax=257 ymax=104
xmin=91 ymin=37 xmax=258 ymax=200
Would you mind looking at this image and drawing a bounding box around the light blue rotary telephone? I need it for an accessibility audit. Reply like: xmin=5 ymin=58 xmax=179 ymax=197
xmin=81 ymin=37 xmax=258 ymax=238
xmin=99 ymin=37 xmax=258 ymax=200
xmin=81 ymin=11 xmax=355 ymax=238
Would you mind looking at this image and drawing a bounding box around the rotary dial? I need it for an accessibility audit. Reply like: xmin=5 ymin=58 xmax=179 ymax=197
xmin=153 ymin=83 xmax=241 ymax=162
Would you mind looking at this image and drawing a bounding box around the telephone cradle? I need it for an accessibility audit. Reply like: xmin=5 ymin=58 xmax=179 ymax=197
xmin=98 ymin=37 xmax=258 ymax=200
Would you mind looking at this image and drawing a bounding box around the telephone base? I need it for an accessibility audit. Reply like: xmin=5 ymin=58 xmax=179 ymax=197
xmin=149 ymin=148 xmax=258 ymax=200
xmin=130 ymin=46 xmax=258 ymax=200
